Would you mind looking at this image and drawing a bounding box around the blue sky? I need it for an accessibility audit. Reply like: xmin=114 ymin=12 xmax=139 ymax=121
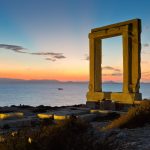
xmin=0 ymin=0 xmax=150 ymax=81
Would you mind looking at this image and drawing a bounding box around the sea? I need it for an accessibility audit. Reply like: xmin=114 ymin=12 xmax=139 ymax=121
xmin=0 ymin=83 xmax=150 ymax=107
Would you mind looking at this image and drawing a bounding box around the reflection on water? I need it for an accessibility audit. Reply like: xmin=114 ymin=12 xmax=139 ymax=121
xmin=0 ymin=83 xmax=149 ymax=106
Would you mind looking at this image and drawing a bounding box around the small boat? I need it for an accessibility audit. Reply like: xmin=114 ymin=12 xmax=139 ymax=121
xmin=58 ymin=88 xmax=63 ymax=90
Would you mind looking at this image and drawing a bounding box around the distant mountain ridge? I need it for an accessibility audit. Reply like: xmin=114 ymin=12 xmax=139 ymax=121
xmin=0 ymin=78 xmax=88 ymax=84
xmin=0 ymin=78 xmax=61 ymax=84
xmin=0 ymin=78 xmax=148 ymax=84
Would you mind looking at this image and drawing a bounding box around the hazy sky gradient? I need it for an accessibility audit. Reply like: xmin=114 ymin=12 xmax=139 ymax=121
xmin=0 ymin=0 xmax=150 ymax=81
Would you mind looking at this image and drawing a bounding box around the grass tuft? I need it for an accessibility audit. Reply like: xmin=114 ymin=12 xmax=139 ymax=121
xmin=0 ymin=118 xmax=111 ymax=150
xmin=104 ymin=100 xmax=150 ymax=130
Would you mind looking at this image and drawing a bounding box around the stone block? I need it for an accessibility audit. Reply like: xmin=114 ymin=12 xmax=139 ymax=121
xmin=37 ymin=113 xmax=53 ymax=119
xmin=0 ymin=112 xmax=24 ymax=120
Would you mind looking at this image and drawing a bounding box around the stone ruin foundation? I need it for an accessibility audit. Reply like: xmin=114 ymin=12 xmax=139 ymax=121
xmin=86 ymin=19 xmax=142 ymax=109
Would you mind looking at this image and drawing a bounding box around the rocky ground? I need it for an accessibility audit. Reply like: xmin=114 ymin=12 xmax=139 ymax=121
xmin=103 ymin=124 xmax=150 ymax=150
xmin=0 ymin=105 xmax=150 ymax=150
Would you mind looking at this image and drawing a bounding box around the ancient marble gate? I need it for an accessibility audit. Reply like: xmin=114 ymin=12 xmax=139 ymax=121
xmin=87 ymin=19 xmax=142 ymax=107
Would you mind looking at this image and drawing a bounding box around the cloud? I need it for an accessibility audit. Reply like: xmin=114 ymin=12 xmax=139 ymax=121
xmin=45 ymin=58 xmax=56 ymax=62
xmin=45 ymin=53 xmax=66 ymax=61
xmin=85 ymin=55 xmax=89 ymax=60
xmin=141 ymin=43 xmax=150 ymax=54
xmin=0 ymin=44 xmax=27 ymax=53
xmin=30 ymin=52 xmax=62 ymax=56
xmin=103 ymin=73 xmax=122 ymax=76
xmin=143 ymin=43 xmax=149 ymax=47
xmin=0 ymin=43 xmax=66 ymax=62
xmin=83 ymin=54 xmax=89 ymax=61
xmin=111 ymin=73 xmax=122 ymax=76
xmin=102 ymin=66 xmax=121 ymax=72
xmin=102 ymin=66 xmax=122 ymax=76
xmin=53 ymin=55 xmax=66 ymax=59
xmin=30 ymin=52 xmax=66 ymax=60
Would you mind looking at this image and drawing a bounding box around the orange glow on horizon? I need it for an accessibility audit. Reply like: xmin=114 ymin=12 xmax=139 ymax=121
xmin=0 ymin=70 xmax=89 ymax=81
xmin=0 ymin=68 xmax=150 ymax=82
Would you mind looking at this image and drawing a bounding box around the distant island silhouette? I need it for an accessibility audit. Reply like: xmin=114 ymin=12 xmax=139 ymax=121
xmin=0 ymin=78 xmax=148 ymax=84
xmin=0 ymin=78 xmax=87 ymax=84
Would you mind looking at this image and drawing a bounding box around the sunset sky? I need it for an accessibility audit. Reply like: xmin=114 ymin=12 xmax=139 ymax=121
xmin=0 ymin=0 xmax=150 ymax=82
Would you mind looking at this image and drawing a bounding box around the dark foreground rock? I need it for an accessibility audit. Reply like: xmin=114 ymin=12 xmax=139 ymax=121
xmin=97 ymin=124 xmax=150 ymax=150
xmin=0 ymin=105 xmax=150 ymax=150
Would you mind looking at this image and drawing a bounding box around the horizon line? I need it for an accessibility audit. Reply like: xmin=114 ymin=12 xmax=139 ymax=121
xmin=0 ymin=77 xmax=150 ymax=83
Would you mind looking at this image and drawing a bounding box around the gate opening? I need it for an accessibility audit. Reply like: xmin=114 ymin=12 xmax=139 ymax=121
xmin=102 ymin=36 xmax=123 ymax=92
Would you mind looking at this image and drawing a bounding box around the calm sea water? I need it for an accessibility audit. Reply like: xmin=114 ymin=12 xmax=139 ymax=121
xmin=0 ymin=83 xmax=150 ymax=106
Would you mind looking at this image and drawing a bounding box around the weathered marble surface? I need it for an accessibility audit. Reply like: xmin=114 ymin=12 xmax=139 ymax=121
xmin=87 ymin=19 xmax=142 ymax=107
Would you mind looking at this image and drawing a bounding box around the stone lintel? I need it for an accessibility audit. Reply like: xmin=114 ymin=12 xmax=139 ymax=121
xmin=91 ymin=18 xmax=141 ymax=33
